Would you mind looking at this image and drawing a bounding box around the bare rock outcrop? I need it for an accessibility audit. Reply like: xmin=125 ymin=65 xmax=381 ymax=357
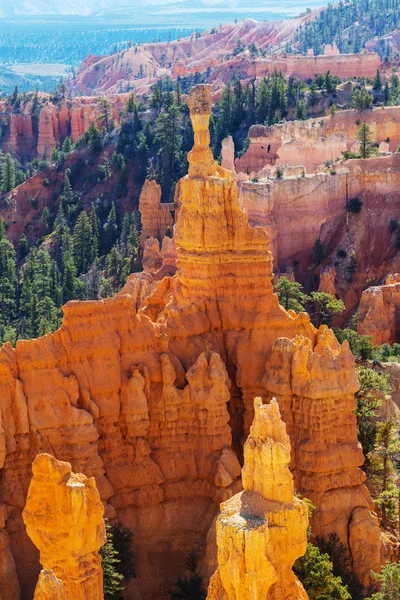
xmin=22 ymin=453 xmax=105 ymax=600
xmin=358 ymin=276 xmax=400 ymax=344
xmin=138 ymin=179 xmax=174 ymax=252
xmin=318 ymin=267 xmax=337 ymax=296
xmin=207 ymin=398 xmax=308 ymax=600
xmin=221 ymin=136 xmax=235 ymax=173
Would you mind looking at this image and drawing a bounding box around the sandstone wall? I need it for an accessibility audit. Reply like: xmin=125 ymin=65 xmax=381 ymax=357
xmin=239 ymin=153 xmax=400 ymax=270
xmin=1 ymin=96 xmax=124 ymax=159
xmin=236 ymin=107 xmax=400 ymax=174
xmin=287 ymin=52 xmax=380 ymax=80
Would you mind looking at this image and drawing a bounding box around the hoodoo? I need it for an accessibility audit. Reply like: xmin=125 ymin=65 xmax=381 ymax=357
xmin=0 ymin=84 xmax=382 ymax=597
xmin=22 ymin=454 xmax=105 ymax=600
xmin=207 ymin=398 xmax=309 ymax=600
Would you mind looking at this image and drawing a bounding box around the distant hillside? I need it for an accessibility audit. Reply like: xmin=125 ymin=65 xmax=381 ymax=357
xmin=294 ymin=0 xmax=400 ymax=56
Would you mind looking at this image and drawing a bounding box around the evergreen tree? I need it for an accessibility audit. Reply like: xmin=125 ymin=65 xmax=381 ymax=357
xmin=1 ymin=153 xmax=16 ymax=193
xmin=62 ymin=256 xmax=77 ymax=304
xmin=0 ymin=219 xmax=17 ymax=330
xmin=99 ymin=98 xmax=113 ymax=133
xmin=61 ymin=172 xmax=74 ymax=213
xmin=155 ymin=103 xmax=183 ymax=201
xmin=354 ymin=366 xmax=389 ymax=457
xmin=370 ymin=562 xmax=400 ymax=600
xmin=309 ymin=292 xmax=345 ymax=327
xmin=295 ymin=100 xmax=307 ymax=120
xmin=256 ymin=78 xmax=269 ymax=124
xmin=73 ymin=211 xmax=93 ymax=275
xmin=87 ymin=123 xmax=102 ymax=154
xmin=104 ymin=203 xmax=118 ymax=251
xmin=100 ymin=520 xmax=124 ymax=600
xmin=111 ymin=522 xmax=136 ymax=581
xmin=19 ymin=232 xmax=29 ymax=259
xmin=373 ymin=68 xmax=382 ymax=91
xmin=294 ymin=543 xmax=351 ymax=600
xmin=62 ymin=137 xmax=73 ymax=153
xmin=357 ymin=123 xmax=375 ymax=159
xmin=274 ymin=277 xmax=309 ymax=312
xmin=351 ymin=87 xmax=373 ymax=110
xmin=125 ymin=94 xmax=135 ymax=113
xmin=369 ymin=418 xmax=400 ymax=524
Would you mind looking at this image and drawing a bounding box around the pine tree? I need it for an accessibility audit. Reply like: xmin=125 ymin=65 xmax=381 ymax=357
xmin=369 ymin=419 xmax=400 ymax=524
xmin=61 ymin=172 xmax=74 ymax=212
xmin=19 ymin=233 xmax=29 ymax=259
xmin=309 ymin=291 xmax=345 ymax=328
xmin=370 ymin=562 xmax=400 ymax=600
xmin=0 ymin=219 xmax=17 ymax=329
xmin=357 ymin=123 xmax=375 ymax=159
xmin=155 ymin=103 xmax=183 ymax=201
xmin=87 ymin=123 xmax=102 ymax=154
xmin=295 ymin=100 xmax=307 ymax=120
xmin=274 ymin=277 xmax=309 ymax=312
xmin=373 ymin=68 xmax=382 ymax=91
xmin=294 ymin=543 xmax=351 ymax=600
xmin=62 ymin=250 xmax=78 ymax=303
xmin=256 ymin=79 xmax=269 ymax=124
xmin=100 ymin=520 xmax=124 ymax=600
xmin=104 ymin=203 xmax=118 ymax=252
xmin=73 ymin=211 xmax=93 ymax=275
xmin=1 ymin=153 xmax=16 ymax=193
xmin=351 ymin=87 xmax=373 ymax=110
xmin=99 ymin=98 xmax=113 ymax=133
xmin=62 ymin=137 xmax=73 ymax=153
xmin=125 ymin=94 xmax=135 ymax=113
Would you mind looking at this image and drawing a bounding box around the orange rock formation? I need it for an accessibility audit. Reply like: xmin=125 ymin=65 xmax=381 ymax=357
xmin=358 ymin=276 xmax=400 ymax=344
xmin=22 ymin=453 xmax=105 ymax=600
xmin=0 ymin=84 xmax=381 ymax=598
xmin=138 ymin=179 xmax=174 ymax=252
xmin=207 ymin=398 xmax=308 ymax=600
xmin=2 ymin=96 xmax=124 ymax=159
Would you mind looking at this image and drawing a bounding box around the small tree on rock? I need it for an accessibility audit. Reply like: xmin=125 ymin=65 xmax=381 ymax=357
xmin=275 ymin=277 xmax=309 ymax=312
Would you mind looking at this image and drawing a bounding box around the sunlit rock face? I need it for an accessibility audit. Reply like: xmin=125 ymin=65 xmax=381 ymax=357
xmin=0 ymin=84 xmax=381 ymax=598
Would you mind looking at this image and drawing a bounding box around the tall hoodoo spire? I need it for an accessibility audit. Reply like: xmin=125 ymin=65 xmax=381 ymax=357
xmin=206 ymin=398 xmax=309 ymax=600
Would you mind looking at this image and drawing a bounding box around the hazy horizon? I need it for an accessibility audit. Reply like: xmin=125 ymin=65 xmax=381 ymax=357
xmin=0 ymin=0 xmax=326 ymax=23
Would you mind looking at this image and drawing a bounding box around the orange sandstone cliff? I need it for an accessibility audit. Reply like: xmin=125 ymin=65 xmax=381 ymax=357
xmin=22 ymin=453 xmax=105 ymax=600
xmin=207 ymin=398 xmax=308 ymax=600
xmin=0 ymin=84 xmax=382 ymax=598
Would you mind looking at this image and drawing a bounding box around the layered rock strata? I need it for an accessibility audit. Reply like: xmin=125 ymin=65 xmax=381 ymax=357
xmin=237 ymin=107 xmax=400 ymax=174
xmin=262 ymin=329 xmax=381 ymax=587
xmin=2 ymin=96 xmax=124 ymax=159
xmin=207 ymin=398 xmax=308 ymax=600
xmin=0 ymin=84 xmax=381 ymax=598
xmin=22 ymin=453 xmax=105 ymax=600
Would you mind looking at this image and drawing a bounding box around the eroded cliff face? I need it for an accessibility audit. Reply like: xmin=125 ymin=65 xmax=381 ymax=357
xmin=0 ymin=84 xmax=381 ymax=599
xmin=207 ymin=398 xmax=308 ymax=600
xmin=2 ymin=95 xmax=124 ymax=159
xmin=237 ymin=107 xmax=400 ymax=174
xmin=22 ymin=453 xmax=105 ymax=600
xmin=358 ymin=275 xmax=400 ymax=344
